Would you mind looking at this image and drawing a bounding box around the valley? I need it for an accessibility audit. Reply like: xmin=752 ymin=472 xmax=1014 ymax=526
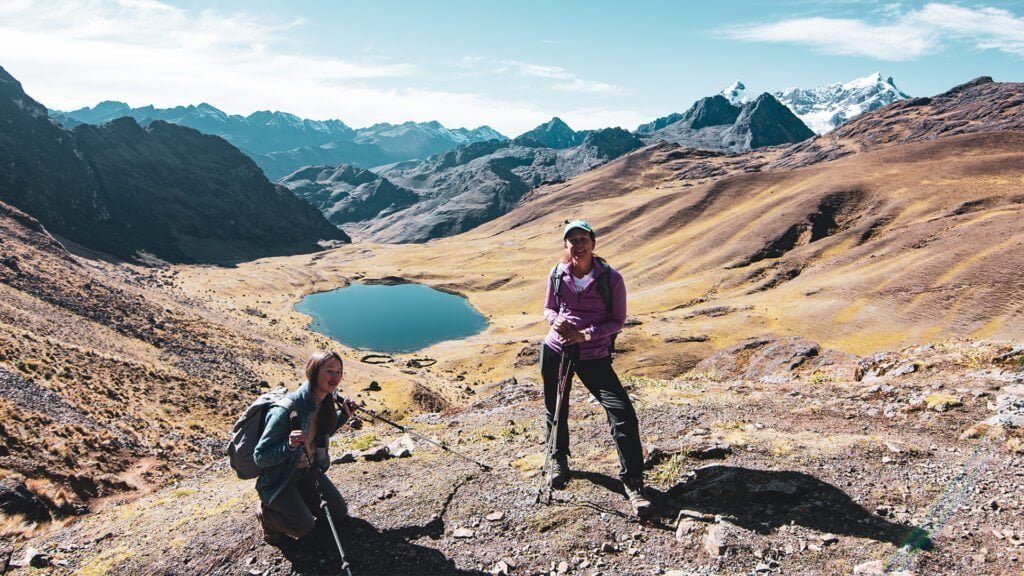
xmin=1 ymin=70 xmax=1023 ymax=575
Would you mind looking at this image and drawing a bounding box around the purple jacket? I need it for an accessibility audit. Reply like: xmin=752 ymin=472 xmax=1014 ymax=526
xmin=543 ymin=259 xmax=627 ymax=360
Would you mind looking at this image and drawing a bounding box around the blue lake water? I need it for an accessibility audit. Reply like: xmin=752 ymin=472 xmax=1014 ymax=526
xmin=295 ymin=282 xmax=488 ymax=353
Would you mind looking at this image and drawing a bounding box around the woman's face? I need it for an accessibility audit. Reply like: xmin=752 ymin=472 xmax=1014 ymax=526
xmin=314 ymin=357 xmax=343 ymax=398
xmin=564 ymin=229 xmax=595 ymax=262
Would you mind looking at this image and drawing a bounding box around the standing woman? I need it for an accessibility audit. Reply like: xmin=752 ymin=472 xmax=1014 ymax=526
xmin=253 ymin=351 xmax=357 ymax=544
xmin=541 ymin=220 xmax=652 ymax=516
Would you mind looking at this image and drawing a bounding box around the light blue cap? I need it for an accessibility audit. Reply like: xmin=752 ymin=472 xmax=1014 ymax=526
xmin=562 ymin=219 xmax=594 ymax=239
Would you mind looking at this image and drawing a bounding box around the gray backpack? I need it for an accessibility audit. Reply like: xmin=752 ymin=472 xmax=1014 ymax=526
xmin=227 ymin=388 xmax=292 ymax=479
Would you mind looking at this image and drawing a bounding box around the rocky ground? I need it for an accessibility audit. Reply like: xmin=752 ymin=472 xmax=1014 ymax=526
xmin=4 ymin=338 xmax=1023 ymax=576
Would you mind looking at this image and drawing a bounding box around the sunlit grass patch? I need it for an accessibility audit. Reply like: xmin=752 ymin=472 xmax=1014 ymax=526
xmin=649 ymin=453 xmax=688 ymax=487
xmin=345 ymin=433 xmax=378 ymax=451
xmin=808 ymin=370 xmax=833 ymax=385
xmin=1005 ymin=428 xmax=1024 ymax=454
xmin=473 ymin=420 xmax=532 ymax=443
xmin=679 ymin=370 xmax=722 ymax=383
xmin=511 ymin=452 xmax=544 ymax=474
xmin=76 ymin=545 xmax=133 ymax=576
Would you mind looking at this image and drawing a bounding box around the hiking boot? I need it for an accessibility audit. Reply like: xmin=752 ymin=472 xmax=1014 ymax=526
xmin=550 ymin=454 xmax=571 ymax=489
xmin=257 ymin=502 xmax=292 ymax=547
xmin=623 ymin=480 xmax=653 ymax=518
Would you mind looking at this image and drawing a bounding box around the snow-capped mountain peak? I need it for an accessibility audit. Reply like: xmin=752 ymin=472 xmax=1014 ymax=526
xmin=772 ymin=73 xmax=910 ymax=134
xmin=721 ymin=80 xmax=749 ymax=105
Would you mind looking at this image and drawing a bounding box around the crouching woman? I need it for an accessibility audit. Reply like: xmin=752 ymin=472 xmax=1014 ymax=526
xmin=253 ymin=351 xmax=356 ymax=544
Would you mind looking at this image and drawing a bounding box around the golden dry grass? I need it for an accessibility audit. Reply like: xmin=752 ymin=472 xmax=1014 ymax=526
xmin=170 ymin=131 xmax=1024 ymax=412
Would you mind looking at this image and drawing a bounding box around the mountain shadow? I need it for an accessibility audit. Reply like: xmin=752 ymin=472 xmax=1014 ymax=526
xmin=651 ymin=465 xmax=931 ymax=549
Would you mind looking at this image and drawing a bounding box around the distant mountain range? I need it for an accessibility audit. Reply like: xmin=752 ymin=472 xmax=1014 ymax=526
xmin=0 ymin=67 xmax=347 ymax=263
xmin=281 ymin=121 xmax=645 ymax=243
xmin=53 ymin=102 xmax=506 ymax=180
xmin=719 ymin=73 xmax=911 ymax=134
xmin=35 ymin=72 xmax=917 ymax=250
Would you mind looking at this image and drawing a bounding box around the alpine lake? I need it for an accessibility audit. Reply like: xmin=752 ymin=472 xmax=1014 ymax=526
xmin=294 ymin=282 xmax=489 ymax=353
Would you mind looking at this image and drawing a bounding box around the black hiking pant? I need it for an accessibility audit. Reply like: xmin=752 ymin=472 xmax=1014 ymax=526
xmin=541 ymin=343 xmax=645 ymax=484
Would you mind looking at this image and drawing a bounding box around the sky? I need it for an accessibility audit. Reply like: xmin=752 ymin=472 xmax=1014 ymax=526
xmin=1 ymin=0 xmax=1022 ymax=137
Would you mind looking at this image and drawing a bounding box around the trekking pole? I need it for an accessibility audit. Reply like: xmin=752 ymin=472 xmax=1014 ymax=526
xmin=355 ymin=405 xmax=492 ymax=472
xmin=292 ymin=413 xmax=353 ymax=576
xmin=538 ymin=346 xmax=574 ymax=504
xmin=302 ymin=449 xmax=353 ymax=576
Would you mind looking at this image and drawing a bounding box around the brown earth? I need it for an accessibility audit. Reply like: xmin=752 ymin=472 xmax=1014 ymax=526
xmin=2 ymin=80 xmax=1024 ymax=575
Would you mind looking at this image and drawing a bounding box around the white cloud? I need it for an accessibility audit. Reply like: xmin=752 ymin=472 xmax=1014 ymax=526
xmin=722 ymin=2 xmax=1024 ymax=60
xmin=0 ymin=0 xmax=644 ymax=136
xmin=458 ymin=57 xmax=626 ymax=94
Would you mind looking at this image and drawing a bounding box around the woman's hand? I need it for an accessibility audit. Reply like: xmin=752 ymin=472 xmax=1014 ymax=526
xmin=338 ymin=396 xmax=358 ymax=420
xmin=560 ymin=328 xmax=587 ymax=345
xmin=552 ymin=315 xmax=569 ymax=333
xmin=288 ymin=430 xmax=306 ymax=448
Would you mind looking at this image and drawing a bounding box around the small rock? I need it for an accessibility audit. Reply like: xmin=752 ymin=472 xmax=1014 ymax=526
xmin=677 ymin=509 xmax=714 ymax=522
xmin=557 ymin=560 xmax=569 ymax=573
xmin=703 ymin=525 xmax=728 ymax=557
xmin=363 ymin=381 xmax=382 ymax=392
xmin=331 ymin=452 xmax=357 ymax=464
xmin=490 ymin=560 xmax=510 ymax=575
xmin=362 ymin=446 xmax=391 ymax=461
xmin=486 ymin=511 xmax=505 ymax=522
xmin=453 ymin=527 xmax=475 ymax=539
xmin=819 ymin=533 xmax=838 ymax=546
xmin=853 ymin=560 xmax=884 ymax=575
xmin=29 ymin=552 xmax=53 ymax=568
xmin=891 ymin=363 xmax=918 ymax=377
xmin=601 ymin=542 xmax=618 ymax=553
xmin=387 ymin=435 xmax=416 ymax=458
xmin=676 ymin=518 xmax=700 ymax=541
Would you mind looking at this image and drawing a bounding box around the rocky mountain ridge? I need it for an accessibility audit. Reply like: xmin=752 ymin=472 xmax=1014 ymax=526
xmin=637 ymin=92 xmax=815 ymax=152
xmin=281 ymin=124 xmax=645 ymax=243
xmin=717 ymin=73 xmax=910 ymax=135
xmin=55 ymin=101 xmax=506 ymax=180
xmin=0 ymin=66 xmax=347 ymax=263
xmin=2 ymin=74 xmax=1024 ymax=576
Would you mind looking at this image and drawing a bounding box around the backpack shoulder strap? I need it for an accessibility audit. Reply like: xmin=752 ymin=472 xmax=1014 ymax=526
xmin=549 ymin=263 xmax=563 ymax=306
xmin=595 ymin=259 xmax=614 ymax=314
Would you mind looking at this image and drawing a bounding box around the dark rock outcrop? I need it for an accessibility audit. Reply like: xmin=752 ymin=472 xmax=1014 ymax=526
xmin=0 ymin=66 xmax=347 ymax=263
xmin=513 ymin=117 xmax=582 ymax=149
xmin=728 ymin=93 xmax=816 ymax=149
xmin=639 ymin=93 xmax=814 ymax=153
xmin=281 ymin=165 xmax=418 ymax=226
xmin=0 ymin=480 xmax=52 ymax=523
